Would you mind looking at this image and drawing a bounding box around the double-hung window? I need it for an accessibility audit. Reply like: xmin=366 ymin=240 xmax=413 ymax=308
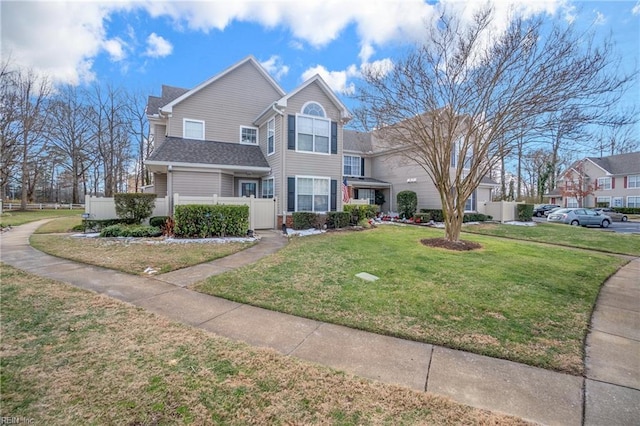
xmin=628 ymin=196 xmax=640 ymax=208
xmin=184 ymin=119 xmax=204 ymax=140
xmin=597 ymin=177 xmax=611 ymax=190
xmin=451 ymin=138 xmax=472 ymax=169
xmin=262 ymin=178 xmax=274 ymax=198
xmin=297 ymin=177 xmax=329 ymax=212
xmin=297 ymin=102 xmax=330 ymax=154
xmin=267 ymin=118 xmax=275 ymax=155
xmin=628 ymin=175 xmax=639 ymax=188
xmin=240 ymin=126 xmax=258 ymax=144
xmin=343 ymin=155 xmax=361 ymax=176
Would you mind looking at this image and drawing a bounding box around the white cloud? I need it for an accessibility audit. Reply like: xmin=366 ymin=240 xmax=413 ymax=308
xmin=260 ymin=55 xmax=289 ymax=80
xmin=104 ymin=38 xmax=126 ymax=62
xmin=632 ymin=1 xmax=640 ymax=15
xmin=302 ymin=64 xmax=359 ymax=95
xmin=144 ymin=33 xmax=173 ymax=58
xmin=593 ymin=10 xmax=606 ymax=26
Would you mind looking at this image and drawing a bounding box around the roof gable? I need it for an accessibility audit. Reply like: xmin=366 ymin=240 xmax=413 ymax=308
xmin=585 ymin=151 xmax=640 ymax=175
xmin=160 ymin=56 xmax=286 ymax=114
xmin=277 ymin=75 xmax=351 ymax=122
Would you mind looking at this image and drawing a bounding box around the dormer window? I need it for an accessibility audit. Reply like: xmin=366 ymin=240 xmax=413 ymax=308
xmin=240 ymin=126 xmax=258 ymax=144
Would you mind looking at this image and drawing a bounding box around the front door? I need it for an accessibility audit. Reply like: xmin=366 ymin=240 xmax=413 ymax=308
xmin=239 ymin=180 xmax=258 ymax=197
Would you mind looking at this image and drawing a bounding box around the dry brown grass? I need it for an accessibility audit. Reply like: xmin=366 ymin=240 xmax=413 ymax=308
xmin=0 ymin=264 xmax=531 ymax=425
xmin=29 ymin=233 xmax=253 ymax=275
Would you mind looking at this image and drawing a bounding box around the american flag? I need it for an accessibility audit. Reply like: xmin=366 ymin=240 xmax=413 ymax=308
xmin=342 ymin=178 xmax=350 ymax=203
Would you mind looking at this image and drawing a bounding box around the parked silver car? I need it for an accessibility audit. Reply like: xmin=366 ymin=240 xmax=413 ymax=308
xmin=594 ymin=208 xmax=628 ymax=222
xmin=546 ymin=208 xmax=612 ymax=228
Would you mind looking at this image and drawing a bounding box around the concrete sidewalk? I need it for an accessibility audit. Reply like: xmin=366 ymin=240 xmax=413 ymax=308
xmin=1 ymin=220 xmax=638 ymax=425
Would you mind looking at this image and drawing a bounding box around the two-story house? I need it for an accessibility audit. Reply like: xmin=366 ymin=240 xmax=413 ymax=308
xmin=144 ymin=56 xmax=496 ymax=227
xmin=145 ymin=56 xmax=351 ymax=227
xmin=546 ymin=151 xmax=640 ymax=208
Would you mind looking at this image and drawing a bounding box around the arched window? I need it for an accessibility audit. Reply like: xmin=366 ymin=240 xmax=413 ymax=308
xmin=302 ymin=102 xmax=325 ymax=117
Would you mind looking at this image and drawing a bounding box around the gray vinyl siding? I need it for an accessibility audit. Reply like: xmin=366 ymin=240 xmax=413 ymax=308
xmin=153 ymin=173 xmax=167 ymax=196
xmin=172 ymin=170 xmax=221 ymax=196
xmin=260 ymin=114 xmax=282 ymax=199
xmin=153 ymin=124 xmax=166 ymax=139
xmin=220 ymin=173 xmax=234 ymax=197
xmin=169 ymin=61 xmax=282 ymax=142
xmin=282 ymin=83 xmax=344 ymax=211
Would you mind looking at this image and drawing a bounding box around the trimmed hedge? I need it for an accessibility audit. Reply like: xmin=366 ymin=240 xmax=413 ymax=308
xmin=114 ymin=193 xmax=157 ymax=224
xmin=517 ymin=204 xmax=534 ymax=222
xmin=416 ymin=209 xmax=492 ymax=223
xmin=292 ymin=212 xmax=324 ymax=230
xmin=174 ymin=204 xmax=249 ymax=238
xmin=614 ymin=207 xmax=640 ymax=214
xmin=344 ymin=204 xmax=377 ymax=225
xmin=82 ymin=218 xmax=137 ymax=232
xmin=149 ymin=216 xmax=169 ymax=228
xmin=326 ymin=211 xmax=351 ymax=229
xmin=99 ymin=224 xmax=162 ymax=238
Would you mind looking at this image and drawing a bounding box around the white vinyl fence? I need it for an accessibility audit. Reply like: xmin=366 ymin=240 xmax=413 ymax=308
xmin=478 ymin=201 xmax=524 ymax=222
xmin=85 ymin=194 xmax=277 ymax=230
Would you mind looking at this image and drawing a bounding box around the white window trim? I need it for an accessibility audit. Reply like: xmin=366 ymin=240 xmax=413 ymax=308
xmin=238 ymin=179 xmax=259 ymax=197
xmin=451 ymin=138 xmax=472 ymax=170
xmin=183 ymin=118 xmax=205 ymax=140
xmin=295 ymin=175 xmax=331 ymax=213
xmin=295 ymin=113 xmax=331 ymax=156
xmin=597 ymin=176 xmax=612 ymax=190
xmin=628 ymin=175 xmax=640 ymax=188
xmin=464 ymin=191 xmax=476 ymax=212
xmin=596 ymin=196 xmax=611 ymax=207
xmin=567 ymin=197 xmax=579 ymax=208
xmin=343 ymin=155 xmax=361 ymax=176
xmin=262 ymin=177 xmax=274 ymax=198
xmin=627 ymin=196 xmax=640 ymax=208
xmin=240 ymin=126 xmax=259 ymax=145
xmin=301 ymin=101 xmax=326 ymax=117
xmin=267 ymin=118 xmax=275 ymax=156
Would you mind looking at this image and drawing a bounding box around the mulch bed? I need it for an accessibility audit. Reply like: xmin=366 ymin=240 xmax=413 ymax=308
xmin=421 ymin=238 xmax=482 ymax=251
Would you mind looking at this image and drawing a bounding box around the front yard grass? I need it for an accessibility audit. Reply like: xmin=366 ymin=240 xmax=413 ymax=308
xmin=465 ymin=222 xmax=640 ymax=256
xmin=30 ymin=233 xmax=254 ymax=275
xmin=194 ymin=225 xmax=628 ymax=374
xmin=0 ymin=264 xmax=528 ymax=425
xmin=0 ymin=209 xmax=81 ymax=227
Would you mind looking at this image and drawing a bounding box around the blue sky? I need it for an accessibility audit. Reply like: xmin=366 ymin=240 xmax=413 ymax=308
xmin=2 ymin=0 xmax=639 ymax=132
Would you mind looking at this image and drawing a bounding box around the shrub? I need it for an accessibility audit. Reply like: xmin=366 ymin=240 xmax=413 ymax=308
xmin=149 ymin=216 xmax=169 ymax=228
xmin=344 ymin=204 xmax=377 ymax=225
xmin=397 ymin=191 xmax=417 ymax=219
xmin=174 ymin=204 xmax=249 ymax=238
xmin=463 ymin=213 xmax=492 ymax=222
xmin=326 ymin=211 xmax=351 ymax=229
xmin=114 ymin=193 xmax=157 ymax=224
xmin=415 ymin=210 xmax=492 ymax=223
xmin=100 ymin=224 xmax=162 ymax=238
xmin=517 ymin=204 xmax=534 ymax=221
xmin=292 ymin=212 xmax=322 ymax=230
xmin=419 ymin=209 xmax=444 ymax=222
xmin=614 ymin=207 xmax=640 ymax=214
xmin=83 ymin=218 xmax=137 ymax=232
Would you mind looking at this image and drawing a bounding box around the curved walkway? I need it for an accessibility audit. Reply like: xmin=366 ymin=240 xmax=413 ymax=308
xmin=1 ymin=220 xmax=638 ymax=425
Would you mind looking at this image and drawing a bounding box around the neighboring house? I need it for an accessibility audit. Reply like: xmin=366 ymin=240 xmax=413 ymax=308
xmin=145 ymin=56 xmax=496 ymax=227
xmin=342 ymin=129 xmax=497 ymax=213
xmin=546 ymin=151 xmax=640 ymax=208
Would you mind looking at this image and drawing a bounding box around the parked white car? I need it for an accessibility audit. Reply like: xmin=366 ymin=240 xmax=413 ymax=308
xmin=594 ymin=208 xmax=628 ymax=222
xmin=547 ymin=208 xmax=612 ymax=228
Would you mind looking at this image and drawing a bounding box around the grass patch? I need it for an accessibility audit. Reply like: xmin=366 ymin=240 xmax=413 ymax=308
xmin=0 ymin=264 xmax=529 ymax=425
xmin=29 ymin=234 xmax=254 ymax=275
xmin=194 ymin=225 xmax=627 ymax=374
xmin=32 ymin=216 xmax=83 ymax=234
xmin=465 ymin=222 xmax=640 ymax=256
xmin=0 ymin=209 xmax=81 ymax=227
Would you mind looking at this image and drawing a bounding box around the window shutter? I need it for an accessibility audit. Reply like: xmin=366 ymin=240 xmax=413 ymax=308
xmin=612 ymin=177 xmax=616 ymax=189
xmin=331 ymin=121 xmax=338 ymax=154
xmin=624 ymin=176 xmax=628 ymax=188
xmin=288 ymin=115 xmax=295 ymax=150
xmin=472 ymin=190 xmax=477 ymax=211
xmin=331 ymin=179 xmax=337 ymax=211
xmin=360 ymin=157 xmax=365 ymax=176
xmin=287 ymin=177 xmax=295 ymax=212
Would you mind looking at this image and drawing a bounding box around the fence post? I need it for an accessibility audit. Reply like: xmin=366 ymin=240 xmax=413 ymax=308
xmin=174 ymin=193 xmax=179 ymax=209
xmin=249 ymin=195 xmax=255 ymax=231
xmin=213 ymin=194 xmax=218 ymax=205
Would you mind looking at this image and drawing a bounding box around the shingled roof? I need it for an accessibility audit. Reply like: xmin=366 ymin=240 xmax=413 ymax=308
xmin=147 ymin=137 xmax=270 ymax=169
xmin=146 ymin=85 xmax=189 ymax=116
xmin=343 ymin=129 xmax=373 ymax=152
xmin=587 ymin=151 xmax=640 ymax=175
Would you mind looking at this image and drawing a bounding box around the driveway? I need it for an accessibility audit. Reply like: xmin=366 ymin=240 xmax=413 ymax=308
xmin=533 ymin=217 xmax=640 ymax=234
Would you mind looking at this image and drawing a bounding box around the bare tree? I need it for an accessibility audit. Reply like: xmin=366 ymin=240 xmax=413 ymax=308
xmin=559 ymin=161 xmax=595 ymax=207
xmin=48 ymin=85 xmax=95 ymax=203
xmin=0 ymin=58 xmax=20 ymax=199
xmin=354 ymin=7 xmax=635 ymax=243
xmin=6 ymin=66 xmax=52 ymax=209
xmin=123 ymin=89 xmax=152 ymax=192
xmin=594 ymin=125 xmax=639 ymax=157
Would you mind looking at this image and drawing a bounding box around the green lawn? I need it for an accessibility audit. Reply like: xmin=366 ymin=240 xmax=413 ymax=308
xmin=465 ymin=222 xmax=640 ymax=256
xmin=194 ymin=225 xmax=628 ymax=374
xmin=1 ymin=264 xmax=527 ymax=425
xmin=0 ymin=209 xmax=82 ymax=227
